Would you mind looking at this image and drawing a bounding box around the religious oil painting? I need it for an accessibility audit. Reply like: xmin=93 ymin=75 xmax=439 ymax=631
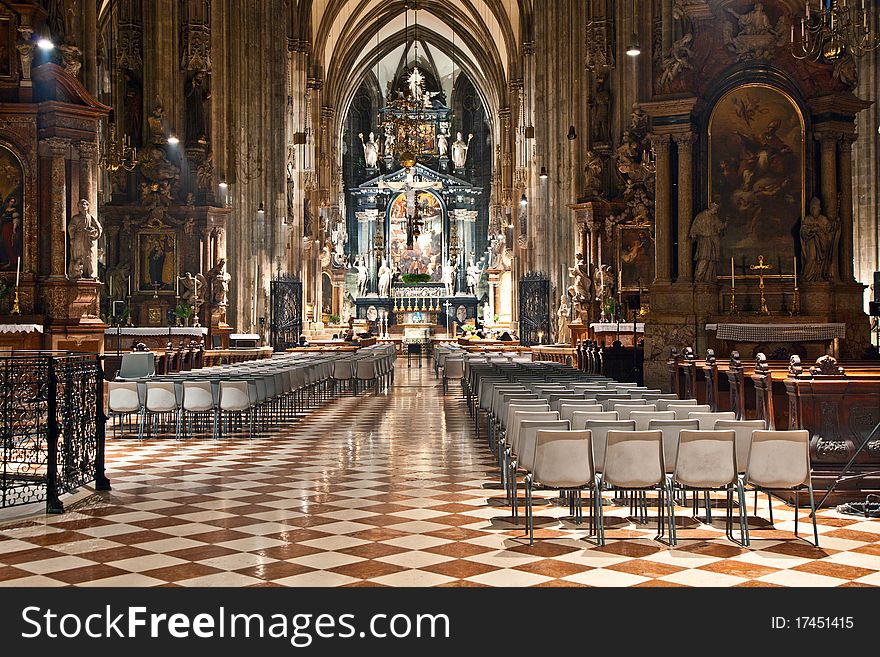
xmin=137 ymin=232 xmax=176 ymax=293
xmin=0 ymin=145 xmax=23 ymax=272
xmin=388 ymin=190 xmax=444 ymax=280
xmin=709 ymin=83 xmax=804 ymax=266
xmin=0 ymin=17 xmax=15 ymax=79
xmin=617 ymin=225 xmax=654 ymax=291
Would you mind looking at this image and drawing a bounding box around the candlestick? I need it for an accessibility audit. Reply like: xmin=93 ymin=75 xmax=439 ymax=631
xmin=15 ymin=255 xmax=20 ymax=288
xmin=11 ymin=289 xmax=20 ymax=315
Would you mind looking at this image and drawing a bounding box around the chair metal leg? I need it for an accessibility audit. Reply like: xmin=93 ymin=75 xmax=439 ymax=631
xmin=794 ymin=490 xmax=799 ymax=538
xmin=808 ymin=484 xmax=819 ymax=547
xmin=526 ymin=475 xmax=534 ymax=545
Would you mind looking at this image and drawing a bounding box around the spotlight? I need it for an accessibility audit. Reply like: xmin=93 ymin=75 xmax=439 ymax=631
xmin=37 ymin=38 xmax=54 ymax=51
xmin=539 ymin=166 xmax=548 ymax=181
xmin=626 ymin=35 xmax=641 ymax=57
xmin=218 ymin=181 xmax=228 ymax=189
xmin=520 ymin=193 xmax=528 ymax=207
xmin=257 ymin=202 xmax=266 ymax=215
xmin=567 ymin=126 xmax=577 ymax=140
xmin=167 ymin=135 xmax=180 ymax=145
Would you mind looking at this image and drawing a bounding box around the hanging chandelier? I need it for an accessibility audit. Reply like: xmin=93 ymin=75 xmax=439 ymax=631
xmin=101 ymin=122 xmax=138 ymax=172
xmin=792 ymin=0 xmax=879 ymax=62
xmin=377 ymin=1 xmax=434 ymax=168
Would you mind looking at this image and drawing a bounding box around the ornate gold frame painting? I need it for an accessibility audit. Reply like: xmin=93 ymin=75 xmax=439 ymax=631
xmin=617 ymin=224 xmax=654 ymax=291
xmin=709 ymin=83 xmax=805 ymax=266
xmin=0 ymin=144 xmax=23 ymax=273
xmin=137 ymin=231 xmax=177 ymax=294
xmin=388 ymin=191 xmax=444 ymax=280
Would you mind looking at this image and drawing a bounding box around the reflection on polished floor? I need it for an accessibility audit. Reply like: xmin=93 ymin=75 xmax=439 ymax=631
xmin=1 ymin=362 xmax=879 ymax=588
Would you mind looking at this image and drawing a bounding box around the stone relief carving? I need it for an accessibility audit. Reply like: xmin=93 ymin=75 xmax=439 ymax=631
xmin=658 ymin=33 xmax=694 ymax=86
xmin=722 ymin=2 xmax=787 ymax=61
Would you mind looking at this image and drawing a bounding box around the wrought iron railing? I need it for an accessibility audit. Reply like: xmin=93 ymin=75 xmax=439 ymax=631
xmin=0 ymin=352 xmax=110 ymax=513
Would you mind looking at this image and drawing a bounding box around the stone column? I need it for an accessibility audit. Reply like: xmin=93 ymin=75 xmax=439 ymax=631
xmin=589 ymin=220 xmax=600 ymax=269
xmin=200 ymin=228 xmax=212 ymax=275
xmin=43 ymin=137 xmax=70 ymax=278
xmin=674 ymin=132 xmax=695 ymax=283
xmin=838 ymin=134 xmax=856 ymax=282
xmin=76 ymin=140 xmax=99 ymax=213
xmin=82 ymin=0 xmax=98 ymax=94
xmin=816 ymin=131 xmax=839 ymax=281
xmin=652 ymin=134 xmax=673 ymax=284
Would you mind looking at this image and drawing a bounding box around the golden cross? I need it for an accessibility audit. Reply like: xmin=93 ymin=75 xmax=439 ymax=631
xmin=750 ymin=255 xmax=772 ymax=315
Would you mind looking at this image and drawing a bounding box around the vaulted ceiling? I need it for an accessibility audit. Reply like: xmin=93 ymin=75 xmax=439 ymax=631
xmin=292 ymin=0 xmax=530 ymax=126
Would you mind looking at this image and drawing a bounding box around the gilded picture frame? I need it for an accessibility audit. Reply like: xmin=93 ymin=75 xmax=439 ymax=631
xmin=137 ymin=230 xmax=177 ymax=294
xmin=617 ymin=223 xmax=655 ymax=291
xmin=708 ymin=83 xmax=806 ymax=268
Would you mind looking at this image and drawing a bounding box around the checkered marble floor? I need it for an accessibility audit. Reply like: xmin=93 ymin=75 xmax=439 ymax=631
xmin=2 ymin=364 xmax=879 ymax=587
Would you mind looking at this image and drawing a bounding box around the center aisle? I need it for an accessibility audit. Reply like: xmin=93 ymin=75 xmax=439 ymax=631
xmin=0 ymin=360 xmax=876 ymax=587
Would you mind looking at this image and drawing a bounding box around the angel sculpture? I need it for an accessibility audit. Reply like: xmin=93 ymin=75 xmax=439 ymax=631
xmin=179 ymin=271 xmax=208 ymax=307
xmin=658 ymin=33 xmax=694 ymax=86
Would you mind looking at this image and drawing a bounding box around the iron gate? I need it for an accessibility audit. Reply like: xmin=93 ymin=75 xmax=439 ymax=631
xmin=270 ymin=277 xmax=303 ymax=352
xmin=519 ymin=272 xmax=551 ymax=346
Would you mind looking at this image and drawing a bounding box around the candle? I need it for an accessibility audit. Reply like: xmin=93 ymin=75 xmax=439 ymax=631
xmin=731 ymin=257 xmax=735 ymax=289
xmin=175 ymin=274 xmax=179 ymax=297
xmin=128 ymin=274 xmax=132 ymax=297
xmin=794 ymin=256 xmax=798 ymax=288
xmin=15 ymin=256 xmax=20 ymax=288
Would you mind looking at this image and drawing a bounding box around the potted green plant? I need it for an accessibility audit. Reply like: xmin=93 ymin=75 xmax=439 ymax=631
xmin=174 ymin=302 xmax=193 ymax=326
xmin=329 ymin=314 xmax=340 ymax=325
xmin=401 ymin=273 xmax=431 ymax=284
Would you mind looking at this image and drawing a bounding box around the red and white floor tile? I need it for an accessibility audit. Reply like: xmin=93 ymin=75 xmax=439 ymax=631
xmin=1 ymin=365 xmax=879 ymax=587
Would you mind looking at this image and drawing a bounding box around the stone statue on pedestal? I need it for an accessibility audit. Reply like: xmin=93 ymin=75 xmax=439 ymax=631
xmin=438 ymin=129 xmax=449 ymax=158
xmin=466 ymin=258 xmax=482 ymax=296
xmin=800 ymin=197 xmax=838 ymax=282
xmin=557 ymin=294 xmax=572 ymax=344
xmin=206 ymin=258 xmax=230 ymax=306
xmin=567 ymin=252 xmax=593 ymax=319
xmin=451 ymin=132 xmax=473 ymax=170
xmin=378 ymin=259 xmax=392 ymax=298
xmin=359 ymin=132 xmax=379 ymax=169
xmin=68 ymin=199 xmax=102 ymax=279
xmin=690 ymin=201 xmax=725 ymax=283
xmin=355 ymin=257 xmax=368 ymax=297
xmin=442 ymin=259 xmax=456 ymax=297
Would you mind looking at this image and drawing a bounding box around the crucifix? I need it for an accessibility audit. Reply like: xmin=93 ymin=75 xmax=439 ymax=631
xmin=378 ymin=167 xmax=444 ymax=217
xmin=750 ymin=255 xmax=772 ymax=315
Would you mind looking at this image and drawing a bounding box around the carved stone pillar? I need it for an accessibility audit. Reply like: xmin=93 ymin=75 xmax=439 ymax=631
xmin=212 ymin=227 xmax=223 ymax=265
xmin=589 ymin=221 xmax=600 ymax=270
xmin=652 ymin=134 xmax=673 ymax=284
xmin=674 ymin=132 xmax=695 ymax=283
xmin=837 ymin=134 xmax=856 ymax=282
xmin=200 ymin=228 xmax=212 ymax=274
xmin=43 ymin=137 xmax=70 ymax=278
xmin=77 ymin=140 xmax=99 ymax=213
xmin=817 ymin=132 xmax=839 ymax=221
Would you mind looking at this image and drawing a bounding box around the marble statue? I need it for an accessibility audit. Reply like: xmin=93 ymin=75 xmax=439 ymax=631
xmin=488 ymin=234 xmax=510 ymax=271
xmin=451 ymin=132 xmax=473 ymax=170
xmin=723 ymin=1 xmax=786 ymax=60
xmin=355 ymin=257 xmax=368 ymax=297
xmin=378 ymin=259 xmax=393 ymax=298
xmin=67 ymin=199 xmax=102 ymax=279
xmin=359 ymin=132 xmax=379 ymax=169
xmin=800 ymin=197 xmax=838 ymax=282
xmin=690 ymin=201 xmax=725 ymax=283
xmin=206 ymin=258 xmax=230 ymax=305
xmin=438 ymin=129 xmax=449 ymax=158
xmin=106 ymin=261 xmax=130 ymax=301
xmin=442 ymin=259 xmax=456 ymax=297
xmin=556 ymin=294 xmax=572 ymax=344
xmin=407 ymin=66 xmax=425 ymax=101
xmin=466 ymin=258 xmax=482 ymax=296
xmin=567 ymin=252 xmax=592 ymax=317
